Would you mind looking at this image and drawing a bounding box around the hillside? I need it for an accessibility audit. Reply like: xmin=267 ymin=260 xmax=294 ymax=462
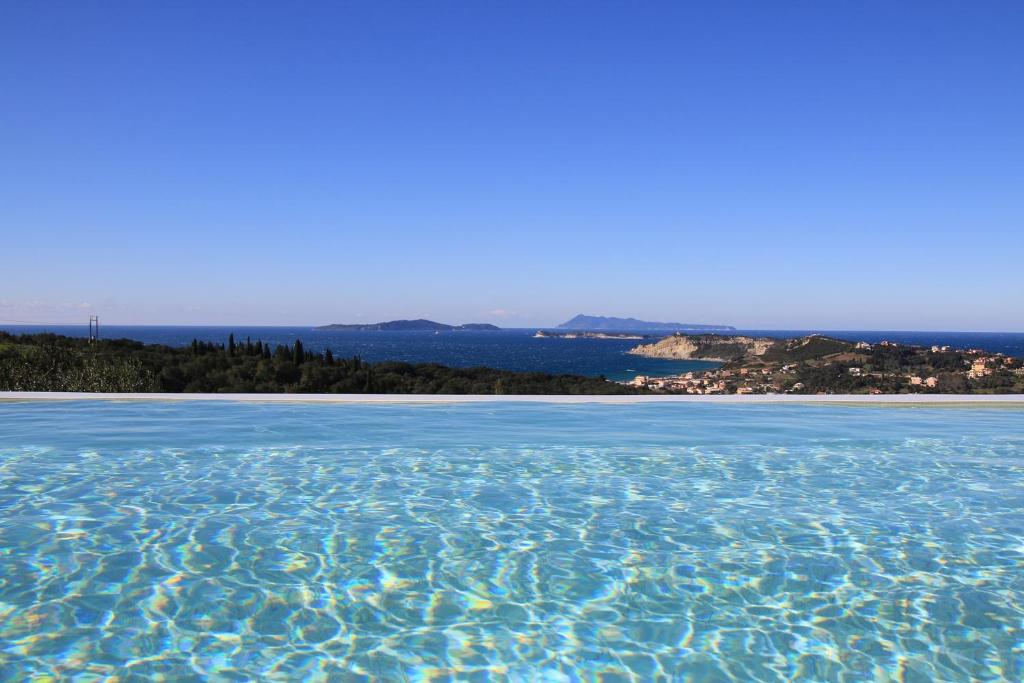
xmin=0 ymin=332 xmax=638 ymax=395
xmin=557 ymin=314 xmax=735 ymax=331
xmin=627 ymin=333 xmax=1024 ymax=394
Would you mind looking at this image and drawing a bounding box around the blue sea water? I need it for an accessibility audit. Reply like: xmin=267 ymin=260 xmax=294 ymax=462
xmin=4 ymin=325 xmax=1024 ymax=381
xmin=0 ymin=326 xmax=719 ymax=381
xmin=1 ymin=400 xmax=1023 ymax=680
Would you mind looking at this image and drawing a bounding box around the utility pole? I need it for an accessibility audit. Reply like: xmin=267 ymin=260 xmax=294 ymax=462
xmin=89 ymin=315 xmax=99 ymax=343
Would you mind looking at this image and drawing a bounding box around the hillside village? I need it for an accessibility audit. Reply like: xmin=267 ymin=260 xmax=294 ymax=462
xmin=628 ymin=334 xmax=1024 ymax=395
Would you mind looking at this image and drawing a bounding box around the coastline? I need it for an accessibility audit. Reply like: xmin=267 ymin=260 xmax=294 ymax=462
xmin=2 ymin=392 xmax=1023 ymax=405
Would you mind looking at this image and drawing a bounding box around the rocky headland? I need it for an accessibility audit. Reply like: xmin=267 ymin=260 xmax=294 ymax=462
xmin=628 ymin=333 xmax=777 ymax=362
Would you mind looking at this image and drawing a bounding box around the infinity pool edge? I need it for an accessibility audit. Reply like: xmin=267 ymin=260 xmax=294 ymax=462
xmin=3 ymin=391 xmax=1024 ymax=405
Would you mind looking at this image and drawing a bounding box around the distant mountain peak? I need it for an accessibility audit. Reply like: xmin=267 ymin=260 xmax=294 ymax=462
xmin=557 ymin=314 xmax=735 ymax=332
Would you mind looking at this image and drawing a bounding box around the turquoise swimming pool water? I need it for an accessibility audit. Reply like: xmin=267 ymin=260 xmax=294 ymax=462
xmin=1 ymin=401 xmax=1022 ymax=681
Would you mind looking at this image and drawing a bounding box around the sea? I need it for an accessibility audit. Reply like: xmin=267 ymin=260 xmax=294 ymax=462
xmin=3 ymin=325 xmax=1023 ymax=381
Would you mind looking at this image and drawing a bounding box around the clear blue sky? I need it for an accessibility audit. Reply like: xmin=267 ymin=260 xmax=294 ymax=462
xmin=2 ymin=2 xmax=1022 ymax=330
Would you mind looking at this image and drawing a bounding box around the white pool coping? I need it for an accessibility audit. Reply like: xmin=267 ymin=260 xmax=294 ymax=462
xmin=1 ymin=392 xmax=1023 ymax=405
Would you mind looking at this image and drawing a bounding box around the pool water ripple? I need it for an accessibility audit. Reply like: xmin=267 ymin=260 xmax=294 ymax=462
xmin=0 ymin=402 xmax=1023 ymax=681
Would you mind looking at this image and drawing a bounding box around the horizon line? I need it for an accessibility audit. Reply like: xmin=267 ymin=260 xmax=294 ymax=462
xmin=2 ymin=322 xmax=1024 ymax=335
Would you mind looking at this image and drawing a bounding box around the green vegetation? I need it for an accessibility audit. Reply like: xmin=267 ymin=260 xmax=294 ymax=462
xmin=723 ymin=337 xmax=1024 ymax=394
xmin=0 ymin=332 xmax=642 ymax=395
xmin=690 ymin=341 xmax=751 ymax=361
xmin=784 ymin=344 xmax=1023 ymax=394
xmin=760 ymin=336 xmax=854 ymax=363
xmin=635 ymin=333 xmax=1024 ymax=394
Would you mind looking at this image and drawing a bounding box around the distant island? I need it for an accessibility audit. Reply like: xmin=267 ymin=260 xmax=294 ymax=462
xmin=557 ymin=314 xmax=735 ymax=331
xmin=534 ymin=330 xmax=647 ymax=340
xmin=627 ymin=333 xmax=1024 ymax=394
xmin=316 ymin=319 xmax=501 ymax=332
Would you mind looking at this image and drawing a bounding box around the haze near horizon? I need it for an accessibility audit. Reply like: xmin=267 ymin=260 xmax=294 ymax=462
xmin=2 ymin=2 xmax=1022 ymax=331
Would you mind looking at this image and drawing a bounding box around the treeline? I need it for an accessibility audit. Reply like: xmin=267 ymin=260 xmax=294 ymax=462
xmin=0 ymin=332 xmax=642 ymax=395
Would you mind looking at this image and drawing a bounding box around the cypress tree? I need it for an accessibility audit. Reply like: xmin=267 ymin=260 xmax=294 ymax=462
xmin=228 ymin=334 xmax=236 ymax=357
xmin=325 ymin=348 xmax=334 ymax=365
xmin=293 ymin=339 xmax=304 ymax=364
